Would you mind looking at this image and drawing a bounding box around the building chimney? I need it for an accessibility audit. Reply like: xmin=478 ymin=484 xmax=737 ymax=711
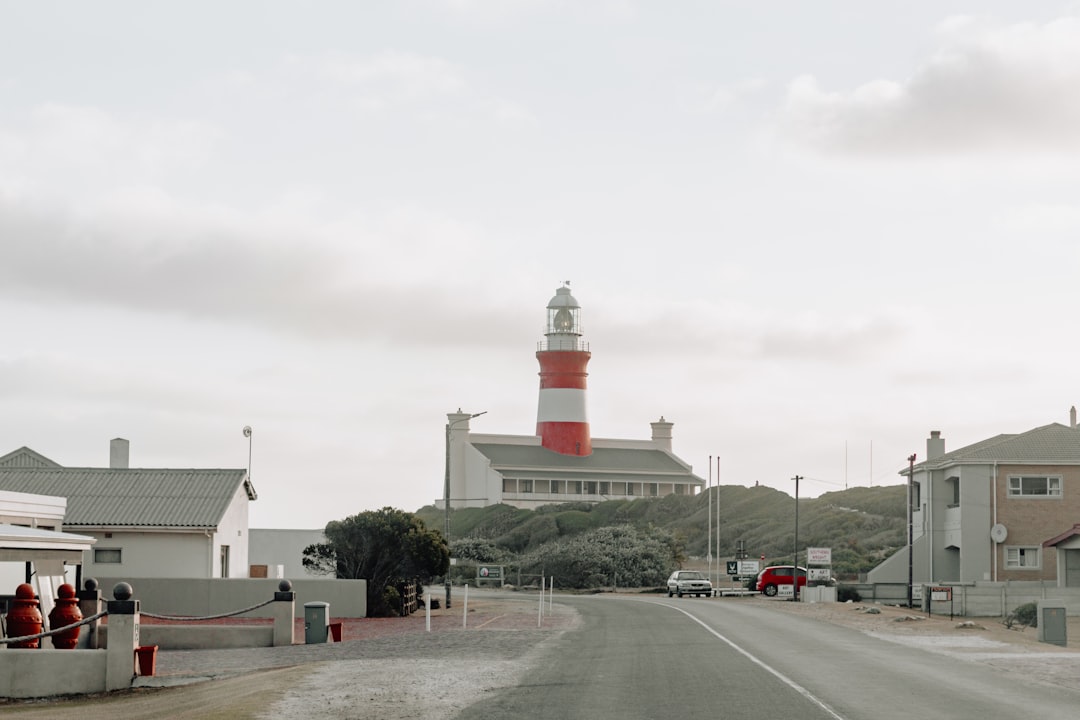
xmin=110 ymin=438 xmax=130 ymax=469
xmin=1071 ymin=406 xmax=1077 ymax=428
xmin=926 ymin=430 xmax=944 ymax=461
xmin=650 ymin=417 xmax=673 ymax=452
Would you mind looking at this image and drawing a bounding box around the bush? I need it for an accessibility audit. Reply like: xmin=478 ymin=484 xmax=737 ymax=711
xmin=837 ymin=585 xmax=862 ymax=603
xmin=1010 ymin=602 xmax=1038 ymax=628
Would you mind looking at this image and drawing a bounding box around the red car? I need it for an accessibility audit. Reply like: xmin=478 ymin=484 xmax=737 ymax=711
xmin=755 ymin=566 xmax=807 ymax=596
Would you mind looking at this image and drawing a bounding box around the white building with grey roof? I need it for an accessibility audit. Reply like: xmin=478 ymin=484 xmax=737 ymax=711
xmin=443 ymin=285 xmax=703 ymax=509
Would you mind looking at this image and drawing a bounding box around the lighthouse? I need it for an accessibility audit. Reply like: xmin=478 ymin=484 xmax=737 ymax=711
xmin=536 ymin=283 xmax=592 ymax=456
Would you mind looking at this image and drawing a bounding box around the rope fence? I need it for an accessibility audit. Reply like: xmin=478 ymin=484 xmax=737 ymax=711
xmin=140 ymin=597 xmax=276 ymax=621
xmin=0 ymin=611 xmax=108 ymax=646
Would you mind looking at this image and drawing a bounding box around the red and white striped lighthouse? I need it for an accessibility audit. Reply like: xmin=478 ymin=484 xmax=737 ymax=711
xmin=536 ymin=283 xmax=592 ymax=456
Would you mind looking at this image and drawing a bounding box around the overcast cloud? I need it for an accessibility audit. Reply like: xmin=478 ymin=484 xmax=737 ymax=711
xmin=2 ymin=2 xmax=1079 ymax=528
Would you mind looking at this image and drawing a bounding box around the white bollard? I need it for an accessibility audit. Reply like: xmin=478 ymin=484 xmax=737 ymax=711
xmin=425 ymin=593 xmax=431 ymax=632
xmin=538 ymin=576 xmax=545 ymax=627
xmin=463 ymin=584 xmax=469 ymax=628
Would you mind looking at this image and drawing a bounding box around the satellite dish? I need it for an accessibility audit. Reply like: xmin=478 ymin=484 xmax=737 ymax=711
xmin=990 ymin=524 xmax=1008 ymax=543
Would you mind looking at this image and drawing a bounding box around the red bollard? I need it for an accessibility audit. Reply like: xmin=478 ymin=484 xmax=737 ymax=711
xmin=7 ymin=583 xmax=43 ymax=649
xmin=49 ymin=583 xmax=83 ymax=649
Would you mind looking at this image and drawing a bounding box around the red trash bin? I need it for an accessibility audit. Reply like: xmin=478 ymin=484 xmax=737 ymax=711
xmin=135 ymin=645 xmax=158 ymax=676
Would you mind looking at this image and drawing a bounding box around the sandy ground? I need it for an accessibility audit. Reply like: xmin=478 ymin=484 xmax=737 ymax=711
xmin=761 ymin=595 xmax=1080 ymax=692
xmin=3 ymin=593 xmax=1079 ymax=718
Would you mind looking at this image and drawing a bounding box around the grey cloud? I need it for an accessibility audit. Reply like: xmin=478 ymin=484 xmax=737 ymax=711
xmin=0 ymin=199 xmax=526 ymax=350
xmin=778 ymin=16 xmax=1080 ymax=154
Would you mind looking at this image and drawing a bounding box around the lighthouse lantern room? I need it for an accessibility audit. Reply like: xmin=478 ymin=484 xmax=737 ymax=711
xmin=536 ymin=283 xmax=593 ymax=456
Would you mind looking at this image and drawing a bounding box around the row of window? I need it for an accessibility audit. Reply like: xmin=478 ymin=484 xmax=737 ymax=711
xmin=502 ymin=479 xmax=687 ymax=497
xmin=918 ymin=475 xmax=1065 ymax=507
xmin=1008 ymin=476 xmax=1061 ymax=497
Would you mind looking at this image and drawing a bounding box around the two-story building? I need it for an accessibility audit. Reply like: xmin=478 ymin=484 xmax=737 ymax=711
xmin=869 ymin=413 xmax=1080 ymax=586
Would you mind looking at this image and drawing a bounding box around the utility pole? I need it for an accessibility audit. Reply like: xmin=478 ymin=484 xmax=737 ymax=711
xmin=907 ymin=453 xmax=916 ymax=609
xmin=792 ymin=475 xmax=803 ymax=601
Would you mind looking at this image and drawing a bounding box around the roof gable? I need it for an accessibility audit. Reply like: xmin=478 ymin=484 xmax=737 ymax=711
xmin=0 ymin=468 xmax=251 ymax=528
xmin=0 ymin=447 xmax=62 ymax=469
xmin=914 ymin=423 xmax=1080 ymax=472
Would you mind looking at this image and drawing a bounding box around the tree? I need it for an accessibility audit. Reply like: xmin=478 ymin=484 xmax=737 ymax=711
xmin=303 ymin=507 xmax=449 ymax=616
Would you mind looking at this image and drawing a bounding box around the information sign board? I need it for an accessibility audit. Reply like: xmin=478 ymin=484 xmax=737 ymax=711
xmin=477 ymin=565 xmax=503 ymax=580
xmin=806 ymin=547 xmax=832 ymax=565
xmin=738 ymin=560 xmax=760 ymax=576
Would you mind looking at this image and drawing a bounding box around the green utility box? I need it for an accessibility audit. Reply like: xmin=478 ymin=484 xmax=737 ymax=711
xmin=304 ymin=601 xmax=330 ymax=644
xmin=1037 ymin=600 xmax=1067 ymax=647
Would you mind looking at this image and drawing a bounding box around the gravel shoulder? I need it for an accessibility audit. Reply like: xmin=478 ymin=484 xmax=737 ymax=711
xmin=0 ymin=591 xmax=577 ymax=720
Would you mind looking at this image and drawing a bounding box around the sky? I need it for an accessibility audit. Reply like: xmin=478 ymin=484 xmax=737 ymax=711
xmin=4 ymin=1 xmax=1080 ymax=529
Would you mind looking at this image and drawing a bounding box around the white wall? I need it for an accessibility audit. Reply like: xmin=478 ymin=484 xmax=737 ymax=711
xmin=84 ymin=531 xmax=209 ymax=578
xmin=249 ymin=528 xmax=326 ymax=579
xmin=214 ymin=483 xmax=253 ymax=578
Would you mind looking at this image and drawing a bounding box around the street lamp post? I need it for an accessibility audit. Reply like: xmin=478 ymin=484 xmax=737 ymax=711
xmin=445 ymin=410 xmax=487 ymax=609
xmin=907 ymin=453 xmax=916 ymax=608
xmin=792 ymin=475 xmax=803 ymax=601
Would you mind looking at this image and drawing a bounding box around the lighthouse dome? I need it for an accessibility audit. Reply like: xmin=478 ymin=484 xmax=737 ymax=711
xmin=546 ymin=285 xmax=580 ymax=310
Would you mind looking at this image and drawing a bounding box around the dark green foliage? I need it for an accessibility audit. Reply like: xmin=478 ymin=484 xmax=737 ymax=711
xmin=414 ymin=484 xmax=907 ymax=587
xmin=1010 ymin=602 xmax=1039 ymax=628
xmin=837 ymin=585 xmax=862 ymax=603
xmin=519 ymin=525 xmax=676 ymax=589
xmin=555 ymin=510 xmax=593 ymax=535
xmin=303 ymin=507 xmax=449 ymax=617
xmin=450 ymin=537 xmax=510 ymax=564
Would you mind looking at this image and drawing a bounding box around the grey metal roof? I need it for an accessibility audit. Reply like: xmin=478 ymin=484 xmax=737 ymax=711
xmin=0 ymin=447 xmax=62 ymax=469
xmin=0 ymin=468 xmax=252 ymax=528
xmin=909 ymin=423 xmax=1080 ymax=473
xmin=471 ymin=443 xmax=703 ymax=483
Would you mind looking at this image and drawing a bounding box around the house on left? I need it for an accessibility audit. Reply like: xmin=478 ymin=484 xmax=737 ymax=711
xmin=0 ymin=438 xmax=257 ymax=580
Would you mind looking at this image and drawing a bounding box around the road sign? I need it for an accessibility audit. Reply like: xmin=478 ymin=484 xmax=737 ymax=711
xmin=726 ymin=561 xmax=738 ymax=575
xmin=737 ymin=560 xmax=760 ymax=576
xmin=477 ymin=565 xmax=503 ymax=579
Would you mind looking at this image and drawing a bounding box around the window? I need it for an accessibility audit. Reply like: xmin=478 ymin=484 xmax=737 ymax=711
xmin=1008 ymin=476 xmax=1061 ymax=497
xmin=94 ymin=548 xmax=122 ymax=564
xmin=520 ymin=479 xmax=533 ymax=493
xmin=947 ymin=476 xmax=960 ymax=507
xmin=649 ymin=483 xmax=659 ymax=497
xmin=585 ymin=482 xmax=597 ymax=494
xmin=599 ymin=482 xmax=609 ymax=495
xmin=626 ymin=482 xmax=635 ymax=496
xmin=220 ymin=545 xmax=230 ymax=578
xmin=1005 ymin=546 xmax=1040 ymax=569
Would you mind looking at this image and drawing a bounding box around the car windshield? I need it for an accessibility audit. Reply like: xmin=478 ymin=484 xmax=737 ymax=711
xmin=679 ymin=572 xmax=705 ymax=580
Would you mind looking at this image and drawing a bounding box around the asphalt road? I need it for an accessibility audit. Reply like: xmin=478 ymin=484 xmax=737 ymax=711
xmin=454 ymin=595 xmax=1080 ymax=720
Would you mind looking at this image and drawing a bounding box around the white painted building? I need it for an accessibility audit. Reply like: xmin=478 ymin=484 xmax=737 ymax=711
xmin=0 ymin=439 xmax=256 ymax=579
xmin=442 ymin=285 xmax=704 ymax=509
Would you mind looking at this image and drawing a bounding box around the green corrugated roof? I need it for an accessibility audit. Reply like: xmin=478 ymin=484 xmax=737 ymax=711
xmin=911 ymin=423 xmax=1080 ymax=473
xmin=471 ymin=443 xmax=703 ymax=483
xmin=0 ymin=468 xmax=252 ymax=528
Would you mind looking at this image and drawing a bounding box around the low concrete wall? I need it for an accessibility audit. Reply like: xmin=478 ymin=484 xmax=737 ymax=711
xmin=91 ymin=577 xmax=367 ymax=619
xmin=0 ymin=649 xmax=106 ymax=699
xmin=854 ymin=581 xmax=1080 ymax=617
xmin=100 ymin=624 xmax=274 ymax=650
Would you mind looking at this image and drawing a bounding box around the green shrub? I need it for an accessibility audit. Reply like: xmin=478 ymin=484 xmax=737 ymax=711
xmin=837 ymin=585 xmax=862 ymax=603
xmin=1010 ymin=602 xmax=1038 ymax=628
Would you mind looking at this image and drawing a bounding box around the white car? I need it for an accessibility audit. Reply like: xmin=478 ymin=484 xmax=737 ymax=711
xmin=666 ymin=570 xmax=712 ymax=597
